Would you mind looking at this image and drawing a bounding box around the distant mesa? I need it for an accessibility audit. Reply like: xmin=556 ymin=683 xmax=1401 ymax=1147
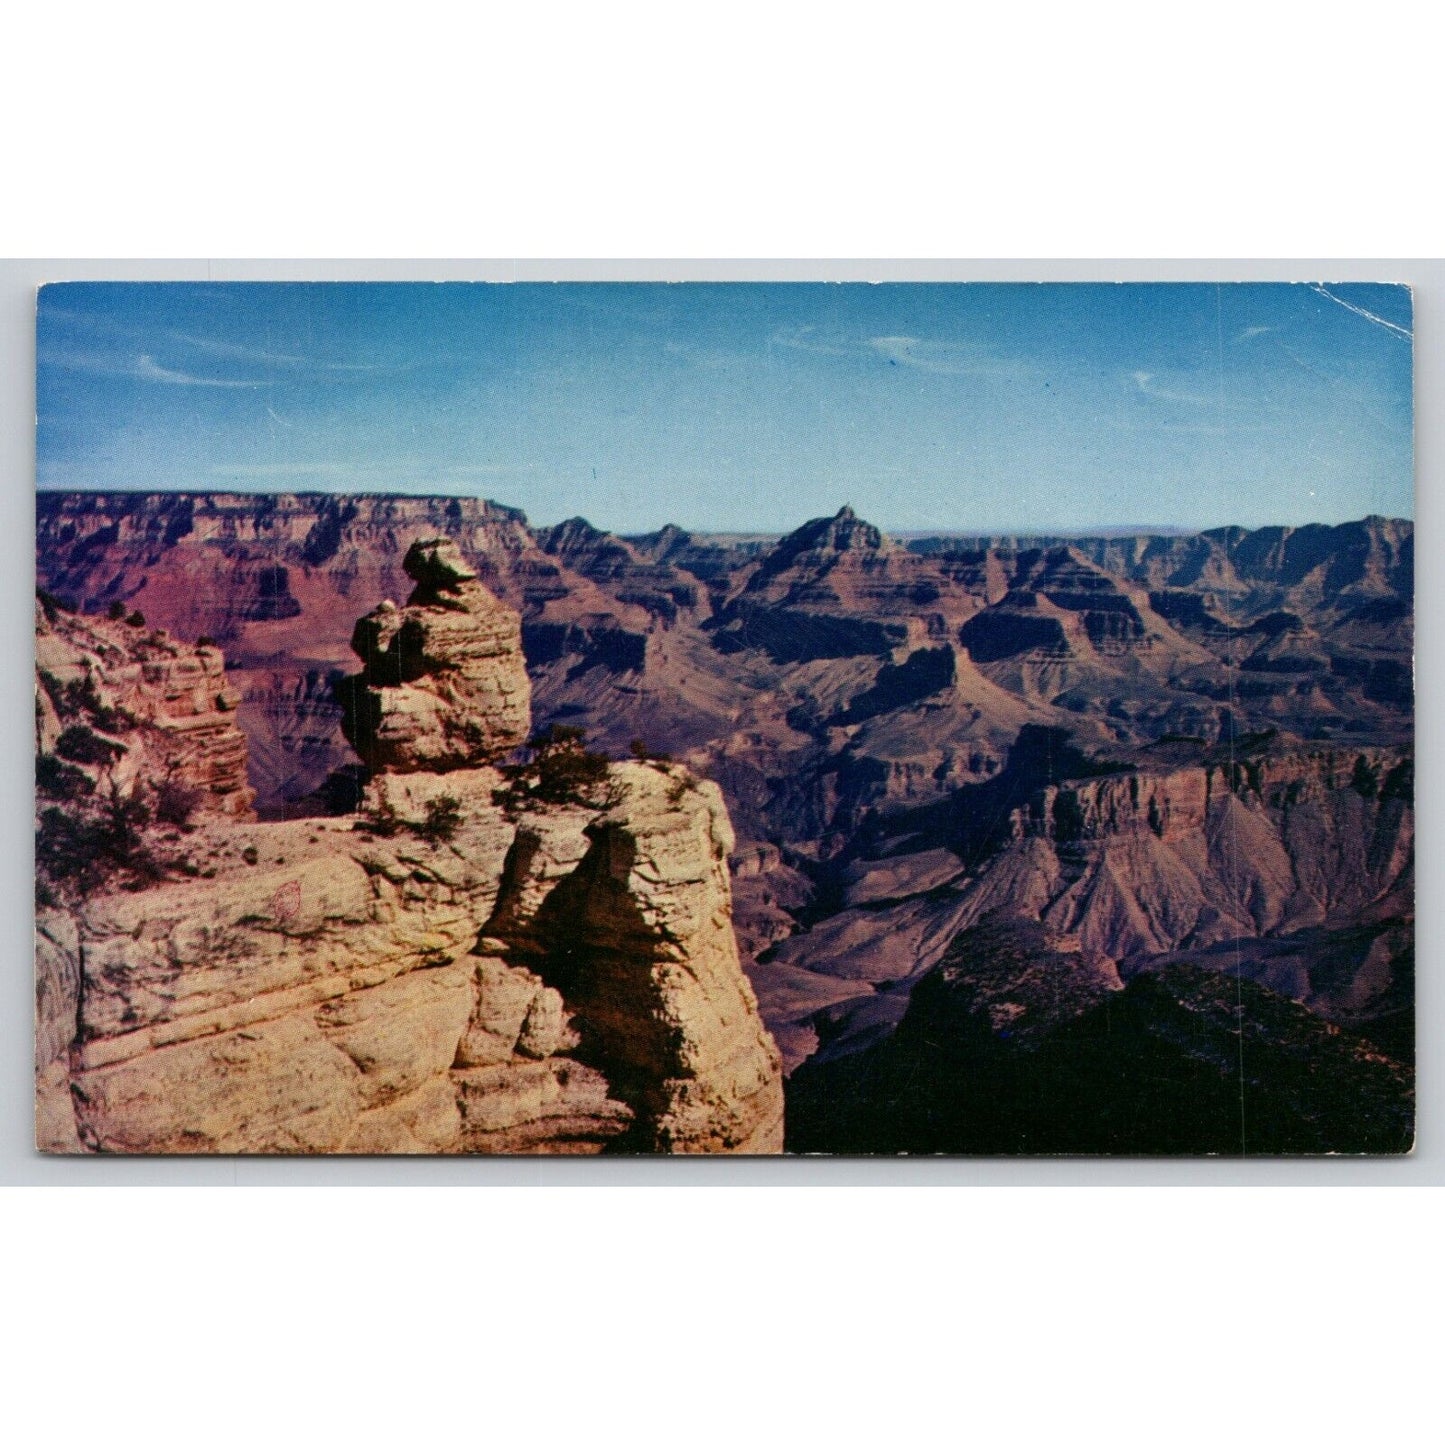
xmin=760 ymin=505 xmax=884 ymax=572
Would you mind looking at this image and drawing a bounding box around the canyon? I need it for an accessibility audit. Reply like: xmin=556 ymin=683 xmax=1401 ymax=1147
xmin=35 ymin=493 xmax=1415 ymax=1153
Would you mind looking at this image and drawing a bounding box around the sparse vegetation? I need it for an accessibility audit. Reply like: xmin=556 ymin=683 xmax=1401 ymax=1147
xmin=491 ymin=724 xmax=619 ymax=812
xmin=36 ymin=774 xmax=160 ymax=896
xmin=36 ymin=589 xmax=68 ymax=623
xmin=36 ymin=753 xmax=95 ymax=801
xmin=360 ymin=791 xmax=465 ymax=844
xmin=153 ymin=774 xmax=205 ymax=829
xmin=416 ymin=793 xmax=463 ymax=843
xmin=359 ymin=798 xmax=401 ymax=837
xmin=55 ymin=724 xmax=122 ymax=768
xmin=125 ymin=609 xmax=146 ymax=628
xmin=527 ymin=725 xmax=613 ymax=804
xmin=40 ymin=669 xmax=135 ymax=733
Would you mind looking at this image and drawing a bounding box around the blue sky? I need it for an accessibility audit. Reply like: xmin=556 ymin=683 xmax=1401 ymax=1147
xmin=36 ymin=281 xmax=1413 ymax=535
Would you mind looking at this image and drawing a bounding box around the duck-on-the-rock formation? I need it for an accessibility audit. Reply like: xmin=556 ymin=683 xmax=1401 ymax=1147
xmin=335 ymin=537 xmax=532 ymax=773
xmin=34 ymin=540 xmax=785 ymax=1154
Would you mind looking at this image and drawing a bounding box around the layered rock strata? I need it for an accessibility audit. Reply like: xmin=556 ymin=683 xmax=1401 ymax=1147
xmin=524 ymin=766 xmax=785 ymax=1152
xmin=759 ymin=738 xmax=1413 ymax=1075
xmin=336 ymin=538 xmax=532 ymax=772
xmin=36 ymin=565 xmax=783 ymax=1154
xmin=36 ymin=596 xmax=255 ymax=820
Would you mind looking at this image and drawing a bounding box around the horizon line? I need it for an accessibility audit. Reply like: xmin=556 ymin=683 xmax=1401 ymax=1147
xmin=33 ymin=486 xmax=1413 ymax=542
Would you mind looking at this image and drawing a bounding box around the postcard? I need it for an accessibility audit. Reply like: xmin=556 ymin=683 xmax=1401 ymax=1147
xmin=34 ymin=280 xmax=1414 ymax=1154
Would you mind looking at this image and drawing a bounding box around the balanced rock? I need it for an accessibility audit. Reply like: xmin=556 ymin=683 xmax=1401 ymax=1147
xmin=337 ymin=538 xmax=531 ymax=772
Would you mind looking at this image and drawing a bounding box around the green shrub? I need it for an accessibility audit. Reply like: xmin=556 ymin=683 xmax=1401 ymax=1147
xmin=55 ymin=725 xmax=122 ymax=768
xmin=35 ymin=776 xmax=157 ymax=895
xmin=528 ymin=724 xmax=612 ymax=804
xmin=36 ymin=754 xmax=95 ymax=801
xmin=416 ymin=793 xmax=463 ymax=843
xmin=154 ymin=775 xmax=205 ymax=829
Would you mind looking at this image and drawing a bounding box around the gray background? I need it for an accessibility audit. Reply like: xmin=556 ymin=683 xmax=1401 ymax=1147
xmin=3 ymin=257 xmax=1437 ymax=1185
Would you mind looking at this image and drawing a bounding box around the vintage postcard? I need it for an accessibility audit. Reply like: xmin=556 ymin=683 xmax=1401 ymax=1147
xmin=34 ymin=281 xmax=1414 ymax=1155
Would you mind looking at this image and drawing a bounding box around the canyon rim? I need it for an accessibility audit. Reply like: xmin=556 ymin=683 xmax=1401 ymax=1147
xmin=33 ymin=281 xmax=1415 ymax=1155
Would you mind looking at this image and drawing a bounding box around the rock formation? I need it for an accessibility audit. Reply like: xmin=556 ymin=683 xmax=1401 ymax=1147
xmin=36 ymin=594 xmax=255 ymax=823
xmin=34 ymin=494 xmax=1414 ymax=1151
xmin=523 ymin=766 xmax=784 ymax=1151
xmin=759 ymin=732 xmax=1413 ymax=1077
xmin=35 ymin=563 xmax=784 ymax=1154
xmin=336 ymin=538 xmax=532 ymax=772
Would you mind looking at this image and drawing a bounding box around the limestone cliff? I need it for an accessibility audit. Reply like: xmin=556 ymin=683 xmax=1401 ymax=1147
xmin=36 ymin=594 xmax=255 ymax=823
xmin=761 ymin=735 xmax=1413 ymax=1075
xmin=524 ymin=765 xmax=784 ymax=1152
xmin=35 ymin=572 xmax=783 ymax=1155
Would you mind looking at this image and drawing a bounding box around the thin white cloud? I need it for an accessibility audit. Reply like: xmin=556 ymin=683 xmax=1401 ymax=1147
xmin=769 ymin=324 xmax=858 ymax=358
xmin=1130 ymin=370 xmax=1216 ymax=406
xmin=1236 ymin=324 xmax=1275 ymax=341
xmin=44 ymin=310 xmax=400 ymax=377
xmin=869 ymin=335 xmax=925 ymax=365
xmin=771 ymin=325 xmax=1027 ymax=378
xmin=40 ymin=346 xmax=267 ymax=388
xmin=166 ymin=330 xmax=309 ymax=367
xmin=135 ymin=354 xmax=266 ymax=388
xmin=170 ymin=331 xmax=402 ymax=374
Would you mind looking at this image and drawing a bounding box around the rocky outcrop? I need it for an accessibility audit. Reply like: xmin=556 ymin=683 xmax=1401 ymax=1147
xmin=524 ymin=764 xmax=784 ymax=1152
xmin=31 ymin=494 xmax=576 ymax=810
xmin=336 ymin=538 xmax=531 ymax=772
xmin=53 ymin=758 xmax=783 ymax=1154
xmin=35 ymin=909 xmax=83 ymax=1152
xmin=37 ymin=570 xmax=783 ymax=1155
xmin=35 ymin=594 xmax=257 ymax=1146
xmin=62 ymin=767 xmax=515 ymax=1152
xmin=36 ymin=595 xmax=255 ymax=822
